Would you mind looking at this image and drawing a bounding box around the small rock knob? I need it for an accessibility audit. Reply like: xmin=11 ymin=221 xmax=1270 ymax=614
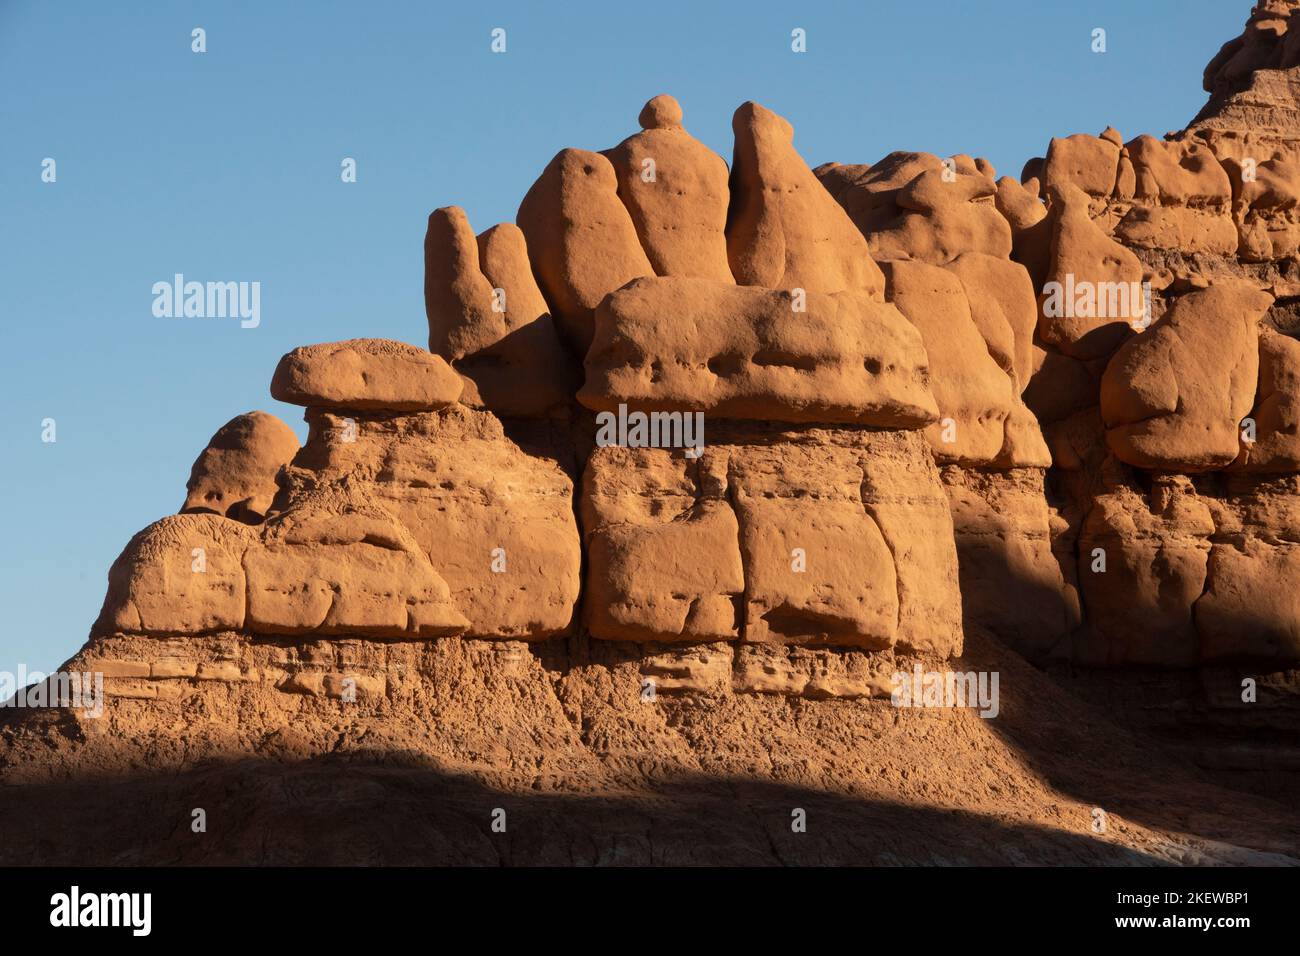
xmin=639 ymin=94 xmax=682 ymax=130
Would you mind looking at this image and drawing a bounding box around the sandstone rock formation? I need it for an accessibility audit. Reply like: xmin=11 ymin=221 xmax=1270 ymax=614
xmin=6 ymin=4 xmax=1300 ymax=867
xmin=1101 ymin=282 xmax=1270 ymax=471
xmin=424 ymin=207 xmax=577 ymax=417
xmin=271 ymin=338 xmax=463 ymax=411
xmin=727 ymin=101 xmax=885 ymax=296
xmin=579 ymin=276 xmax=937 ymax=426
xmin=181 ymin=411 xmax=299 ymax=523
xmin=517 ymin=149 xmax=653 ymax=353
xmin=604 ymin=95 xmax=734 ymax=283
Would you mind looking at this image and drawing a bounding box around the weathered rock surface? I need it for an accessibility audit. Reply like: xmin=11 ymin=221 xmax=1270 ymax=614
xmin=9 ymin=3 xmax=1300 ymax=869
xmin=291 ymin=406 xmax=582 ymax=640
xmin=95 ymin=514 xmax=257 ymax=636
xmin=1037 ymin=184 xmax=1145 ymax=360
xmin=605 ymin=95 xmax=734 ymax=283
xmin=727 ymin=102 xmax=885 ymax=296
xmin=245 ymin=484 xmax=468 ymax=638
xmin=582 ymin=447 xmax=743 ymax=643
xmin=579 ymin=276 xmax=937 ymax=426
xmin=1101 ymin=282 xmax=1271 ymax=471
xmin=425 ymin=207 xmax=577 ymax=417
xmin=181 ymin=411 xmax=299 ymax=523
xmin=1198 ymin=475 xmax=1300 ymax=661
xmin=5 ymin=626 xmax=1296 ymax=865
xmin=1076 ymin=477 xmax=1213 ymax=667
xmin=881 ymin=259 xmax=1049 ymax=467
xmin=517 ymin=148 xmax=653 ymax=353
xmin=581 ymin=425 xmax=962 ymax=656
xmin=272 ymin=339 xmax=463 ymax=411
xmin=943 ymin=467 xmax=1080 ymax=660
xmin=817 ymin=151 xmax=1012 ymax=265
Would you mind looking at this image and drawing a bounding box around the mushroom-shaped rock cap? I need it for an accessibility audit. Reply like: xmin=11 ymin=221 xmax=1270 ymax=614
xmin=271 ymin=338 xmax=463 ymax=411
xmin=639 ymin=94 xmax=683 ymax=130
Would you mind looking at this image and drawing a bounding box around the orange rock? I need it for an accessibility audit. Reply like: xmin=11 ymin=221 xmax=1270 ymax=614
xmin=424 ymin=206 xmax=577 ymax=416
xmin=1127 ymin=135 xmax=1232 ymax=205
xmin=271 ymin=339 xmax=462 ymax=411
xmin=943 ymin=252 xmax=1038 ymax=388
xmin=579 ymin=276 xmax=937 ymax=427
xmin=425 ymin=206 xmax=496 ymax=355
xmin=1113 ymin=203 xmax=1239 ymax=255
xmin=943 ymin=468 xmax=1080 ymax=658
xmin=1076 ymin=478 xmax=1212 ymax=667
xmin=729 ymin=443 xmax=898 ymax=649
xmin=1199 ymin=536 xmax=1300 ymax=662
xmin=181 ymin=411 xmax=299 ymax=523
xmin=605 ymin=95 xmax=733 ymax=282
xmin=292 ymin=405 xmax=581 ymax=640
xmin=882 ymin=259 xmax=1049 ymax=467
xmin=1042 ymin=133 xmax=1120 ymax=198
xmin=995 ymin=175 xmax=1052 ymax=292
xmin=582 ymin=447 xmax=743 ymax=642
xmin=517 ymin=148 xmax=653 ymax=352
xmin=96 ymin=514 xmax=257 ymax=635
xmin=1038 ymin=184 xmax=1145 ymax=359
xmin=1101 ymin=282 xmax=1270 ymax=471
xmin=820 ymin=151 xmax=1012 ymax=264
xmin=726 ymin=101 xmax=884 ymax=295
xmin=245 ymin=485 xmax=468 ymax=638
xmin=1235 ymin=326 xmax=1300 ymax=472
xmin=581 ymin=426 xmax=962 ymax=655
xmin=1198 ymin=482 xmax=1300 ymax=661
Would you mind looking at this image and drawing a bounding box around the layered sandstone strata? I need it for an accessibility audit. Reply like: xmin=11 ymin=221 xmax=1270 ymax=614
xmin=99 ymin=46 xmax=1300 ymax=676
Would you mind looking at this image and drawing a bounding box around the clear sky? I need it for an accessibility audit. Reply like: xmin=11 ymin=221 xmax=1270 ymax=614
xmin=0 ymin=0 xmax=1248 ymax=673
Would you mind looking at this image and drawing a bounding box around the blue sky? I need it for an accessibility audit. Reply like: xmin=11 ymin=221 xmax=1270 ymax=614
xmin=0 ymin=0 xmax=1247 ymax=672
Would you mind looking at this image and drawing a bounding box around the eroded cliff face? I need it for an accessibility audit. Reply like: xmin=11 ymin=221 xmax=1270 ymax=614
xmin=3 ymin=1 xmax=1300 ymax=866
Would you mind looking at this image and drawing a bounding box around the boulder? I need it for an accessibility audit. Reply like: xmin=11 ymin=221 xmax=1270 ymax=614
xmin=517 ymin=148 xmax=653 ymax=352
xmin=1038 ymin=184 xmax=1146 ymax=360
xmin=726 ymin=101 xmax=884 ymax=296
xmin=96 ymin=514 xmax=257 ymax=635
xmin=604 ymin=95 xmax=734 ymax=282
xmin=181 ymin=411 xmax=299 ymax=523
xmin=271 ymin=339 xmax=463 ymax=411
xmin=1101 ymin=282 xmax=1270 ymax=471
xmin=579 ymin=276 xmax=937 ymax=427
xmin=1041 ymin=133 xmax=1121 ymax=197
xmin=424 ymin=207 xmax=577 ymax=416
